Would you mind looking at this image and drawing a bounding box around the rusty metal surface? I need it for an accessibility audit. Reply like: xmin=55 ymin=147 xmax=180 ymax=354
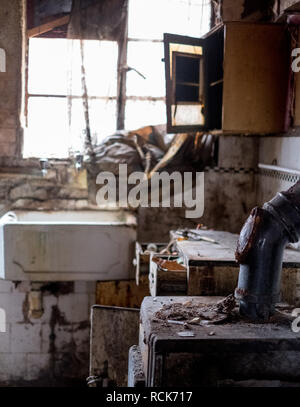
xmin=235 ymin=207 xmax=263 ymax=264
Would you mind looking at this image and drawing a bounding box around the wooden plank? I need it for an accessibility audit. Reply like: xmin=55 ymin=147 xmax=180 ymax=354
xmin=96 ymin=277 xmax=150 ymax=309
xmin=187 ymin=264 xmax=300 ymax=305
xmin=222 ymin=22 xmax=289 ymax=134
xmin=149 ymin=253 xmax=188 ymax=296
xmin=27 ymin=15 xmax=70 ymax=38
xmin=90 ymin=305 xmax=139 ymax=386
xmin=188 ymin=265 xmax=238 ymax=296
xmin=281 ymin=0 xmax=300 ymax=12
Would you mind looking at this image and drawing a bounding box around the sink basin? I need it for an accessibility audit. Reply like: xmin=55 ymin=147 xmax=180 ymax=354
xmin=0 ymin=210 xmax=137 ymax=281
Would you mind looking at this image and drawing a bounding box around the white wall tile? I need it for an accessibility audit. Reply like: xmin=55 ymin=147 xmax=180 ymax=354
xmin=0 ymin=353 xmax=27 ymax=381
xmin=26 ymin=353 xmax=51 ymax=381
xmin=0 ymin=324 xmax=10 ymax=352
xmin=0 ymin=281 xmax=13 ymax=293
xmin=11 ymin=323 xmax=42 ymax=353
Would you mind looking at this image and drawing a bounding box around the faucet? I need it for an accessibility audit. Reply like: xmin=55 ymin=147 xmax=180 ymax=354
xmin=75 ymin=153 xmax=84 ymax=172
xmin=39 ymin=158 xmax=49 ymax=177
xmin=235 ymin=180 xmax=300 ymax=321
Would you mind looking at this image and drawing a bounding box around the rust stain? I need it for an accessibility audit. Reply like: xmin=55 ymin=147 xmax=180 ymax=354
xmin=235 ymin=206 xmax=263 ymax=264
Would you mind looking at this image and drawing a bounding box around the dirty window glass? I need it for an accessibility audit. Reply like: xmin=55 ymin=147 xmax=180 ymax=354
xmin=125 ymin=0 xmax=211 ymax=130
xmin=24 ymin=38 xmax=118 ymax=158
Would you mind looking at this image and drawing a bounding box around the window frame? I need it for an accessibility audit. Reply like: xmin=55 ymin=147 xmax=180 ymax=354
xmin=24 ymin=0 xmax=211 ymax=157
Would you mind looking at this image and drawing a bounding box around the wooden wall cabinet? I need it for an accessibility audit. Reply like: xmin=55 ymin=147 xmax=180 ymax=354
xmin=164 ymin=22 xmax=290 ymax=135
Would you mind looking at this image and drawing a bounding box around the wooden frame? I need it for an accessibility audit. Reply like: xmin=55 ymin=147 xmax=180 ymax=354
xmin=171 ymin=51 xmax=203 ymax=105
xmin=164 ymin=22 xmax=291 ymax=135
xmin=164 ymin=33 xmax=206 ymax=134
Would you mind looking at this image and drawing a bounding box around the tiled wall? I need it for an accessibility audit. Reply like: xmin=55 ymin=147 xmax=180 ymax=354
xmin=257 ymin=137 xmax=300 ymax=205
xmin=0 ymin=280 xmax=95 ymax=386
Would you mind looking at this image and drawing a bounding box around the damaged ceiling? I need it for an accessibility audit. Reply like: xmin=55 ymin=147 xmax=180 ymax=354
xmin=27 ymin=0 xmax=127 ymax=39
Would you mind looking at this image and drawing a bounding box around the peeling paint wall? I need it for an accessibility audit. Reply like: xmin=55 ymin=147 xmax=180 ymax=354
xmin=0 ymin=0 xmax=25 ymax=157
xmin=0 ymin=280 xmax=95 ymax=386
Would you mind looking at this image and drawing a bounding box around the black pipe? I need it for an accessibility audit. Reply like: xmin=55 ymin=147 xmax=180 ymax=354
xmin=235 ymin=180 xmax=300 ymax=321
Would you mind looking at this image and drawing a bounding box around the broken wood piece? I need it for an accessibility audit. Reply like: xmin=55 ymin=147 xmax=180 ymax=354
xmin=27 ymin=16 xmax=70 ymax=38
xmin=188 ymin=317 xmax=201 ymax=324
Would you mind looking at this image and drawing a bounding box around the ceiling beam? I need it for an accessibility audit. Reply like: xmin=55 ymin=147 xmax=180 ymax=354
xmin=27 ymin=15 xmax=70 ymax=38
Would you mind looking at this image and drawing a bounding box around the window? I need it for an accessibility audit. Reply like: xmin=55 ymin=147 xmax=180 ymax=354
xmin=125 ymin=0 xmax=211 ymax=130
xmin=24 ymin=38 xmax=118 ymax=158
xmin=24 ymin=0 xmax=211 ymax=158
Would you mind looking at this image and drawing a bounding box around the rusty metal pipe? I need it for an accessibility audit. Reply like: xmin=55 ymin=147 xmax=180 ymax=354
xmin=235 ymin=181 xmax=300 ymax=321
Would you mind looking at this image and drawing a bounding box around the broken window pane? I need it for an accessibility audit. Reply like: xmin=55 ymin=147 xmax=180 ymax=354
xmin=125 ymin=100 xmax=166 ymax=130
xmin=126 ymin=41 xmax=165 ymax=97
xmin=128 ymin=0 xmax=211 ymax=40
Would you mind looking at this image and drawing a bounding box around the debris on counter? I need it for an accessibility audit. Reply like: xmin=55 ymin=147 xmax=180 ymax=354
xmin=174 ymin=229 xmax=219 ymax=243
xmin=167 ymin=319 xmax=185 ymax=325
xmin=154 ymin=295 xmax=237 ymax=325
xmin=177 ymin=331 xmax=195 ymax=337
xmin=216 ymin=294 xmax=236 ymax=314
xmin=200 ymin=320 xmax=213 ymax=326
xmin=188 ymin=317 xmax=201 ymax=325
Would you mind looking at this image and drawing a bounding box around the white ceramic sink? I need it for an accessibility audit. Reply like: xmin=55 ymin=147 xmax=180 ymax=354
xmin=0 ymin=210 xmax=137 ymax=281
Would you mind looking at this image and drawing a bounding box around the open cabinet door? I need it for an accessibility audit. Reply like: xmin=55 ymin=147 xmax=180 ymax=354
xmin=222 ymin=22 xmax=290 ymax=134
xmin=164 ymin=33 xmax=207 ymax=133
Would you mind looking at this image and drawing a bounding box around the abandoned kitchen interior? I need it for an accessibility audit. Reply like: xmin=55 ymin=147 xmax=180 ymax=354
xmin=1 ymin=0 xmax=300 ymax=389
